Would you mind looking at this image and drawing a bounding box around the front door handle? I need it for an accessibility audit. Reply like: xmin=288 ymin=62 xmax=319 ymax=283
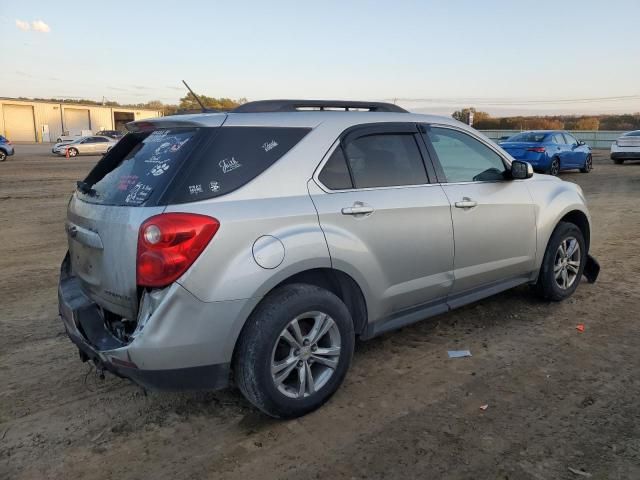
xmin=341 ymin=202 xmax=374 ymax=216
xmin=454 ymin=197 xmax=478 ymax=209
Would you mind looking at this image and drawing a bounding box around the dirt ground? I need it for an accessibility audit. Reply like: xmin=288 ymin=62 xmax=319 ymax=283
xmin=1 ymin=145 xmax=639 ymax=480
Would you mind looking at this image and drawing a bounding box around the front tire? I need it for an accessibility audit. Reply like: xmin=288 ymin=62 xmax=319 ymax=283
xmin=0 ymin=150 xmax=6 ymax=162
xmin=67 ymin=147 xmax=78 ymax=157
xmin=535 ymin=222 xmax=586 ymax=301
xmin=548 ymin=157 xmax=560 ymax=176
xmin=234 ymin=284 xmax=355 ymax=418
xmin=580 ymin=154 xmax=592 ymax=173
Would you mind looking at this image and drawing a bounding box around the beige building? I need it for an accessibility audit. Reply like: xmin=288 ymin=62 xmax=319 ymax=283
xmin=0 ymin=98 xmax=162 ymax=143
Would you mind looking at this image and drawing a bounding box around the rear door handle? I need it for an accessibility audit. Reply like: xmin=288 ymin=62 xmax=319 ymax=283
xmin=454 ymin=197 xmax=478 ymax=209
xmin=341 ymin=202 xmax=374 ymax=216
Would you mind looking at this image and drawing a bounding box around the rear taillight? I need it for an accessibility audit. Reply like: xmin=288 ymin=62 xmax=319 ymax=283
xmin=527 ymin=147 xmax=546 ymax=153
xmin=137 ymin=213 xmax=220 ymax=288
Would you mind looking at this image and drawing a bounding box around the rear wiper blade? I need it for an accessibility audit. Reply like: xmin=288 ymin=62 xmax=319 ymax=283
xmin=76 ymin=181 xmax=97 ymax=197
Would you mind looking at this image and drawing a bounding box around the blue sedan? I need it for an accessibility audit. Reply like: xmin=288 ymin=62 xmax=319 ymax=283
xmin=499 ymin=130 xmax=592 ymax=175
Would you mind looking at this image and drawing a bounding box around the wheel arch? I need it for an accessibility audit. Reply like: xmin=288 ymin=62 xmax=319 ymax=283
xmin=230 ymin=267 xmax=369 ymax=366
xmin=558 ymin=209 xmax=590 ymax=250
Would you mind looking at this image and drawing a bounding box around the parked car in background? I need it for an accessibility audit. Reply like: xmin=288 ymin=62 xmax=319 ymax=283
xmin=499 ymin=130 xmax=592 ymax=175
xmin=95 ymin=130 xmax=125 ymax=140
xmin=610 ymin=130 xmax=640 ymax=164
xmin=56 ymin=130 xmax=93 ymax=143
xmin=52 ymin=135 xmax=117 ymax=157
xmin=58 ymin=100 xmax=599 ymax=418
xmin=0 ymin=135 xmax=15 ymax=162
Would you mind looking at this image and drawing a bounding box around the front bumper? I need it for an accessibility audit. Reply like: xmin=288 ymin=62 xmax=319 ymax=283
xmin=57 ymin=255 xmax=252 ymax=391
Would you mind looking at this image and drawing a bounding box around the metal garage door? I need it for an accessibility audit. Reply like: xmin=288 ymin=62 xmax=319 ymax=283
xmin=3 ymin=104 xmax=36 ymax=142
xmin=64 ymin=108 xmax=90 ymax=136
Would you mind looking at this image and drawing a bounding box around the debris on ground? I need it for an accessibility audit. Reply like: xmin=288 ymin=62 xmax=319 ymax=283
xmin=479 ymin=404 xmax=489 ymax=411
xmin=576 ymin=324 xmax=586 ymax=333
xmin=448 ymin=350 xmax=472 ymax=358
xmin=568 ymin=466 xmax=592 ymax=477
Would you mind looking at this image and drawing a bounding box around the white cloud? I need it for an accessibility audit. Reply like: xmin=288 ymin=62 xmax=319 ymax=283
xmin=31 ymin=20 xmax=50 ymax=33
xmin=16 ymin=19 xmax=30 ymax=31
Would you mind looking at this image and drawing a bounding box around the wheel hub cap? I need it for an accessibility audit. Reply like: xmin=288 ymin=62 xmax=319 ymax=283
xmin=554 ymin=237 xmax=581 ymax=290
xmin=271 ymin=311 xmax=341 ymax=399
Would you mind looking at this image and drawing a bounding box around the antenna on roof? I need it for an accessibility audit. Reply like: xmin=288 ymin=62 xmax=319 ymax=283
xmin=181 ymin=80 xmax=208 ymax=112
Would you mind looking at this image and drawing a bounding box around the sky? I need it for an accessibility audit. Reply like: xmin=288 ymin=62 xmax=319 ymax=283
xmin=1 ymin=0 xmax=640 ymax=116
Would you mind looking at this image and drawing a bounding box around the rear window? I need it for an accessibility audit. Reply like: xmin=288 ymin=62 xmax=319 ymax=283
xmin=79 ymin=126 xmax=310 ymax=206
xmin=506 ymin=132 xmax=548 ymax=143
xmin=79 ymin=128 xmax=200 ymax=206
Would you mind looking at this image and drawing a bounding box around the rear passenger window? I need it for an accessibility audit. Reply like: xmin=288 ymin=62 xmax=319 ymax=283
xmin=169 ymin=127 xmax=310 ymax=203
xmin=343 ymin=134 xmax=427 ymax=189
xmin=319 ymin=147 xmax=353 ymax=190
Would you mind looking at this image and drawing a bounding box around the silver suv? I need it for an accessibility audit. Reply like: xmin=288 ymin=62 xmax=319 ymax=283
xmin=58 ymin=100 xmax=600 ymax=418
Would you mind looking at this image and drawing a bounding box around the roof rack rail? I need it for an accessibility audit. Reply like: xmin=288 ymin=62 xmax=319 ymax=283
xmin=232 ymin=99 xmax=408 ymax=114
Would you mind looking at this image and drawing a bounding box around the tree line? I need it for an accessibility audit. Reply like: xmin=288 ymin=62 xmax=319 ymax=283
xmin=13 ymin=95 xmax=246 ymax=115
xmin=452 ymin=107 xmax=640 ymax=131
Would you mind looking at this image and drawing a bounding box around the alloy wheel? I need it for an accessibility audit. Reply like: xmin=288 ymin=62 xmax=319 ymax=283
xmin=585 ymin=155 xmax=593 ymax=171
xmin=554 ymin=237 xmax=581 ymax=289
xmin=550 ymin=158 xmax=560 ymax=176
xmin=271 ymin=311 xmax=341 ymax=399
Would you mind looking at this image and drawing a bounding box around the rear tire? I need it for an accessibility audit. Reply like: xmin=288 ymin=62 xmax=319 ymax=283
xmin=0 ymin=150 xmax=6 ymax=162
xmin=234 ymin=284 xmax=355 ymax=418
xmin=612 ymin=158 xmax=624 ymax=164
xmin=580 ymin=154 xmax=592 ymax=173
xmin=535 ymin=222 xmax=586 ymax=301
xmin=548 ymin=157 xmax=560 ymax=176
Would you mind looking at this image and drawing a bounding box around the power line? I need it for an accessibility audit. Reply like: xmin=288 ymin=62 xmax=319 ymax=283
xmin=389 ymin=94 xmax=640 ymax=106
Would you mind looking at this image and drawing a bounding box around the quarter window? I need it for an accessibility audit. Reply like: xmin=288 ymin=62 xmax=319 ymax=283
xmin=319 ymin=147 xmax=353 ymax=190
xmin=426 ymin=127 xmax=507 ymax=183
xmin=343 ymin=133 xmax=428 ymax=189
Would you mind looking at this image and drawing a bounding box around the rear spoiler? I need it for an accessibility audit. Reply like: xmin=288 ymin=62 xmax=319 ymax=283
xmin=126 ymin=113 xmax=227 ymax=132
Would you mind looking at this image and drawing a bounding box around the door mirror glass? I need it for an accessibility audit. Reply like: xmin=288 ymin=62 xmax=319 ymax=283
xmin=578 ymin=140 xmax=586 ymax=146
xmin=511 ymin=160 xmax=533 ymax=179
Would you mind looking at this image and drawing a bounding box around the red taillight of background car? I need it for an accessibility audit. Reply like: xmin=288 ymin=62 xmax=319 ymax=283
xmin=137 ymin=213 xmax=220 ymax=288
xmin=526 ymin=147 xmax=546 ymax=153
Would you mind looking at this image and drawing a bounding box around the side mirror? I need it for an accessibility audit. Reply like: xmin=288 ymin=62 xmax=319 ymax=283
xmin=578 ymin=140 xmax=586 ymax=146
xmin=511 ymin=160 xmax=533 ymax=180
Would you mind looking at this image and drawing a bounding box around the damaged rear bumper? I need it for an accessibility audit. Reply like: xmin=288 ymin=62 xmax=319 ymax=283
xmin=58 ymin=255 xmax=254 ymax=391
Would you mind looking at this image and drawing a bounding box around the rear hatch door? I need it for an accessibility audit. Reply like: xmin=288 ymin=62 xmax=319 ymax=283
xmin=67 ymin=122 xmax=223 ymax=319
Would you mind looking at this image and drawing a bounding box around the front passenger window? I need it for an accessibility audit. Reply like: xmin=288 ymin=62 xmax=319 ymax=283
xmin=426 ymin=127 xmax=507 ymax=183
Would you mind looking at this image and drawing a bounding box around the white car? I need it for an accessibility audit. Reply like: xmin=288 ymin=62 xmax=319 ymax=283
xmin=52 ymin=135 xmax=117 ymax=157
xmin=611 ymin=130 xmax=640 ymax=164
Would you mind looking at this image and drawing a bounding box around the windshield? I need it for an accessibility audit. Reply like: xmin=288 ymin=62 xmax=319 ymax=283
xmin=506 ymin=132 xmax=548 ymax=143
